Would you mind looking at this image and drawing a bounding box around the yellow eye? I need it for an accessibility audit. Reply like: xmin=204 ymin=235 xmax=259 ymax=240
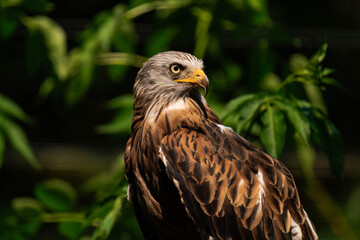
xmin=170 ymin=64 xmax=182 ymax=74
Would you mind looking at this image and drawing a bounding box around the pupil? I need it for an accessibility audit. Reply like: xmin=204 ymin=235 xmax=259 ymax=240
xmin=174 ymin=66 xmax=178 ymax=71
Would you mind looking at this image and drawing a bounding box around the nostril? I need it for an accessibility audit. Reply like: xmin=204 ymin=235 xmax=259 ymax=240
xmin=196 ymin=74 xmax=201 ymax=79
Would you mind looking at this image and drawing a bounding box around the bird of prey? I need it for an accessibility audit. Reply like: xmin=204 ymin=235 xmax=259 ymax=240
xmin=125 ymin=51 xmax=318 ymax=240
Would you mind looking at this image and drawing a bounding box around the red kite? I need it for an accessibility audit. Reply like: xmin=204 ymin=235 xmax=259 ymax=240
xmin=125 ymin=51 xmax=318 ymax=240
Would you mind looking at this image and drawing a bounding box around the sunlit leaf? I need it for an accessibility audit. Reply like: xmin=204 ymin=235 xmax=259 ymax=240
xmin=192 ymin=7 xmax=212 ymax=58
xmin=310 ymin=43 xmax=328 ymax=64
xmin=98 ymin=52 xmax=147 ymax=68
xmin=289 ymin=53 xmax=308 ymax=73
xmin=248 ymin=0 xmax=267 ymax=12
xmin=12 ymin=197 xmax=43 ymax=219
xmin=0 ymin=114 xmax=41 ymax=170
xmin=3 ymin=210 xmax=43 ymax=238
xmin=0 ymin=0 xmax=22 ymax=8
xmin=260 ymin=72 xmax=281 ymax=91
xmin=322 ymin=68 xmax=335 ymax=76
xmin=260 ymin=104 xmax=286 ymax=158
xmin=22 ymin=16 xmax=68 ymax=81
xmin=35 ymin=179 xmax=77 ymax=212
xmin=66 ymin=49 xmax=81 ymax=79
xmin=66 ymin=5 xmax=133 ymax=105
xmin=0 ymin=93 xmax=33 ymax=123
xmin=124 ymin=0 xmax=188 ymax=20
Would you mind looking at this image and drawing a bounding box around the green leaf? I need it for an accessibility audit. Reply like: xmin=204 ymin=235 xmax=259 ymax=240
xmin=96 ymin=95 xmax=133 ymax=135
xmin=248 ymin=0 xmax=267 ymax=12
xmin=222 ymin=93 xmax=266 ymax=135
xmin=312 ymin=111 xmax=345 ymax=177
xmin=22 ymin=221 xmax=43 ymax=236
xmin=82 ymin=197 xmax=116 ymax=231
xmin=112 ymin=20 xmax=135 ymax=54
xmin=273 ymin=98 xmax=311 ymax=146
xmin=0 ymin=93 xmax=33 ymax=123
xmin=66 ymin=49 xmax=95 ymax=105
xmin=106 ymin=94 xmax=134 ymax=108
xmin=222 ymin=93 xmax=259 ymax=119
xmin=82 ymin=153 xmax=125 ymax=198
xmin=0 ymin=114 xmax=41 ymax=170
xmin=322 ymin=68 xmax=336 ymax=76
xmin=310 ymin=43 xmax=328 ymax=64
xmin=260 ymin=104 xmax=286 ymax=158
xmin=289 ymin=53 xmax=308 ymax=73
xmin=66 ymin=5 xmax=130 ymax=105
xmin=98 ymin=52 xmax=147 ymax=68
xmin=321 ymin=77 xmax=346 ymax=90
xmin=235 ymin=99 xmax=264 ymax=134
xmin=91 ymin=195 xmax=124 ymax=240
xmin=0 ymin=131 xmax=4 ymax=168
xmin=22 ymin=16 xmax=68 ymax=81
xmin=96 ymin=111 xmax=132 ymax=135
xmin=192 ymin=7 xmax=212 ymax=58
xmin=124 ymin=0 xmax=188 ymax=20
xmin=37 ymin=77 xmax=55 ymax=101
xmin=0 ymin=9 xmax=18 ymax=40
xmin=35 ymin=179 xmax=77 ymax=212
xmin=58 ymin=222 xmax=82 ymax=240
xmin=12 ymin=197 xmax=43 ymax=220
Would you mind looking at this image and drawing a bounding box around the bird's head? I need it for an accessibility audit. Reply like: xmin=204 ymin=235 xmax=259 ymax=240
xmin=133 ymin=51 xmax=209 ymax=108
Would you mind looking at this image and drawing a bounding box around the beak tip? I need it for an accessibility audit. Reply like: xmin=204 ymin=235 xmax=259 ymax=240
xmin=204 ymin=86 xmax=209 ymax=97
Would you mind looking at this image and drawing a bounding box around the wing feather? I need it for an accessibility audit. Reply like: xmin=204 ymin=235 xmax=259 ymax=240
xmin=159 ymin=124 xmax=317 ymax=239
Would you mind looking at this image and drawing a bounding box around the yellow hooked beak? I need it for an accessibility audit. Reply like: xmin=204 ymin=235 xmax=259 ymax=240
xmin=174 ymin=69 xmax=209 ymax=96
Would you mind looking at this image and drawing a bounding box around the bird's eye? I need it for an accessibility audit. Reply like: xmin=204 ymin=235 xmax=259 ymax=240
xmin=170 ymin=64 xmax=182 ymax=74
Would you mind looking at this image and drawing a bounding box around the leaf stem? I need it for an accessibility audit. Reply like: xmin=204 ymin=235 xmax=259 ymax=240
xmin=41 ymin=212 xmax=85 ymax=223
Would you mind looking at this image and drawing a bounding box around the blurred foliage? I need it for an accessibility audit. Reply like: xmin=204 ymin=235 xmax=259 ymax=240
xmin=0 ymin=93 xmax=40 ymax=170
xmin=222 ymin=44 xmax=345 ymax=177
xmin=0 ymin=0 xmax=355 ymax=239
xmin=0 ymin=155 xmax=141 ymax=240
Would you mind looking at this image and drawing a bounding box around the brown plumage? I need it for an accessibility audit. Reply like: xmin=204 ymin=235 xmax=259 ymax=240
xmin=125 ymin=51 xmax=318 ymax=240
